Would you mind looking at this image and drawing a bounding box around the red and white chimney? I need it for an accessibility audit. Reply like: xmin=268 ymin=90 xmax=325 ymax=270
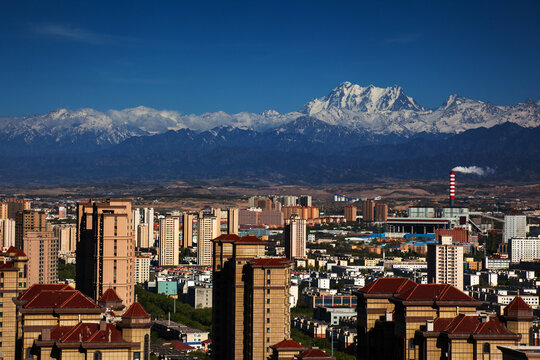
xmin=449 ymin=170 xmax=455 ymax=207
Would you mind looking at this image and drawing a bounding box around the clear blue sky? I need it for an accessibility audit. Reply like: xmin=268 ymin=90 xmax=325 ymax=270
xmin=0 ymin=0 xmax=539 ymax=116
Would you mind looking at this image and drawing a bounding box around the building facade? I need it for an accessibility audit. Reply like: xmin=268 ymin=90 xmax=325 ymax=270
xmin=182 ymin=213 xmax=194 ymax=247
xmin=427 ymin=236 xmax=464 ymax=290
xmin=344 ymin=205 xmax=357 ymax=222
xmin=504 ymin=215 xmax=527 ymax=244
xmin=374 ymin=204 xmax=388 ymax=223
xmin=159 ymin=216 xmax=180 ymax=266
xmin=76 ymin=198 xmax=135 ymax=306
xmin=24 ymin=230 xmax=59 ymax=285
xmin=212 ymin=234 xmax=291 ymax=360
xmin=509 ymin=237 xmax=540 ymax=263
xmin=197 ymin=214 xmax=219 ymax=266
xmin=284 ymin=215 xmax=307 ymax=260
xmin=362 ymin=200 xmax=375 ymax=222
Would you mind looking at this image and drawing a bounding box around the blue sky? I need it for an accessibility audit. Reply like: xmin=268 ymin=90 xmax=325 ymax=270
xmin=0 ymin=0 xmax=539 ymax=116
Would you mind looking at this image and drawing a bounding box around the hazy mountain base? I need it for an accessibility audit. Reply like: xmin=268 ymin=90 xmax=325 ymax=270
xmin=0 ymin=123 xmax=538 ymax=185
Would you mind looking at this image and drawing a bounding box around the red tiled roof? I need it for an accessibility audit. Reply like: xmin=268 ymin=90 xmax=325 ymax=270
xmin=213 ymin=234 xmax=240 ymax=242
xmin=170 ymin=340 xmax=195 ymax=351
xmin=505 ymin=296 xmax=532 ymax=312
xmin=24 ymin=290 xmax=99 ymax=309
xmin=57 ymin=323 xmax=125 ymax=343
xmin=272 ymin=339 xmax=305 ymax=349
xmin=298 ymin=348 xmax=333 ymax=359
xmin=358 ymin=277 xmax=416 ymax=294
xmin=19 ymin=284 xmax=73 ymax=301
xmin=202 ymin=339 xmax=212 ymax=344
xmin=123 ymin=302 xmax=150 ymax=318
xmin=99 ymin=288 xmax=123 ymax=302
xmin=433 ymin=314 xmax=515 ymax=336
xmin=5 ymin=246 xmax=17 ymax=253
xmin=250 ymin=258 xmax=291 ymax=267
xmin=395 ymin=284 xmax=474 ymax=302
xmin=14 ymin=249 xmax=26 ymax=257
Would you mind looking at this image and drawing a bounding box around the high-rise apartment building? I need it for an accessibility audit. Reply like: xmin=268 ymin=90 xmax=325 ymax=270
xmin=284 ymin=215 xmax=306 ymax=259
xmin=344 ymin=205 xmax=357 ymax=222
xmin=212 ymin=234 xmax=291 ymax=360
xmin=298 ymin=195 xmax=312 ymax=207
xmin=503 ymin=215 xmax=527 ymax=244
xmin=159 ymin=216 xmax=180 ymax=266
xmin=427 ymin=236 xmax=464 ymax=290
xmin=509 ymin=237 xmax=540 ymax=263
xmin=137 ymin=224 xmax=149 ymax=248
xmin=6 ymin=198 xmax=31 ymax=219
xmin=24 ymin=230 xmax=59 ymax=284
xmin=135 ymin=255 xmax=151 ymax=283
xmin=374 ymin=203 xmax=388 ymax=222
xmin=197 ymin=214 xmax=219 ymax=265
xmin=0 ymin=218 xmax=15 ymax=248
xmin=0 ymin=247 xmax=28 ymax=360
xmin=15 ymin=210 xmax=48 ymax=249
xmin=133 ymin=207 xmax=154 ymax=248
xmin=77 ymin=198 xmax=135 ymax=306
xmin=0 ymin=202 xmax=7 ymax=219
xmin=227 ymin=208 xmax=239 ymax=234
xmin=182 ymin=213 xmax=194 ymax=247
xmin=362 ymin=200 xmax=375 ymax=222
xmin=54 ymin=224 xmax=77 ymax=253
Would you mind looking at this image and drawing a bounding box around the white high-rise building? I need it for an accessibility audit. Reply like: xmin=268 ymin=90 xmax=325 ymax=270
xmin=509 ymin=237 xmax=540 ymax=263
xmin=284 ymin=215 xmax=306 ymax=259
xmin=158 ymin=216 xmax=180 ymax=266
xmin=427 ymin=236 xmax=464 ymax=290
xmin=503 ymin=215 xmax=527 ymax=243
xmin=134 ymin=207 xmax=155 ymax=248
xmin=135 ymin=255 xmax=151 ymax=283
xmin=197 ymin=215 xmax=219 ymax=266
xmin=0 ymin=219 xmax=15 ymax=248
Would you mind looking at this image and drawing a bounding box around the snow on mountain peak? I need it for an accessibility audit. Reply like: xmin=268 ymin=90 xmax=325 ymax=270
xmin=301 ymin=82 xmax=423 ymax=115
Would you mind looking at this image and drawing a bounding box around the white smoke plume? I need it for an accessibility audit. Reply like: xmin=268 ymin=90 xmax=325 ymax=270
xmin=452 ymin=166 xmax=494 ymax=176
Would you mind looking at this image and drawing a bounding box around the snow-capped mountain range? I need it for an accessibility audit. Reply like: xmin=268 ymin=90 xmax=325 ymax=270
xmin=0 ymin=81 xmax=539 ymax=150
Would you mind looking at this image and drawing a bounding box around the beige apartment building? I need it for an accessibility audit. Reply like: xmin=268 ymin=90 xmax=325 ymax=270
xmin=197 ymin=214 xmax=219 ymax=265
xmin=54 ymin=224 xmax=76 ymax=253
xmin=137 ymin=223 xmax=150 ymax=248
xmin=0 ymin=218 xmax=15 ymax=248
xmin=374 ymin=203 xmax=388 ymax=222
xmin=159 ymin=216 xmax=180 ymax=266
xmin=0 ymin=202 xmax=7 ymax=219
xmin=5 ymin=198 xmax=31 ymax=219
xmin=362 ymin=200 xmax=375 ymax=222
xmin=0 ymin=247 xmax=28 ymax=360
xmin=24 ymin=230 xmax=59 ymax=285
xmin=212 ymin=234 xmax=291 ymax=360
xmin=77 ymin=198 xmax=135 ymax=306
xmin=427 ymin=235 xmax=464 ymax=290
xmin=227 ymin=207 xmax=239 ymax=234
xmin=284 ymin=215 xmax=306 ymax=259
xmin=182 ymin=213 xmax=194 ymax=247
xmin=344 ymin=205 xmax=357 ymax=222
xmin=15 ymin=210 xmax=48 ymax=249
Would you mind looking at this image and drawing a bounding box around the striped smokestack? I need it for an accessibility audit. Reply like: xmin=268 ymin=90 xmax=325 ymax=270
xmin=449 ymin=170 xmax=455 ymax=207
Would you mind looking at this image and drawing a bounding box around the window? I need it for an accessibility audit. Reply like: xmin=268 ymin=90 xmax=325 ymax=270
xmin=133 ymin=352 xmax=140 ymax=360
xmin=408 ymin=339 xmax=414 ymax=350
xmin=266 ymin=328 xmax=270 ymax=333
xmin=266 ymin=299 xmax=270 ymax=304
xmin=267 ymin=318 xmax=270 ymax=323
xmin=266 ymin=308 xmax=270 ymax=313
xmin=483 ymin=343 xmax=490 ymax=354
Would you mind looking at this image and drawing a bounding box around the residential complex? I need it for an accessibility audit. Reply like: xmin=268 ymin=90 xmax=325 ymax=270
xmin=197 ymin=214 xmax=219 ymax=266
xmin=427 ymin=236 xmax=464 ymax=290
